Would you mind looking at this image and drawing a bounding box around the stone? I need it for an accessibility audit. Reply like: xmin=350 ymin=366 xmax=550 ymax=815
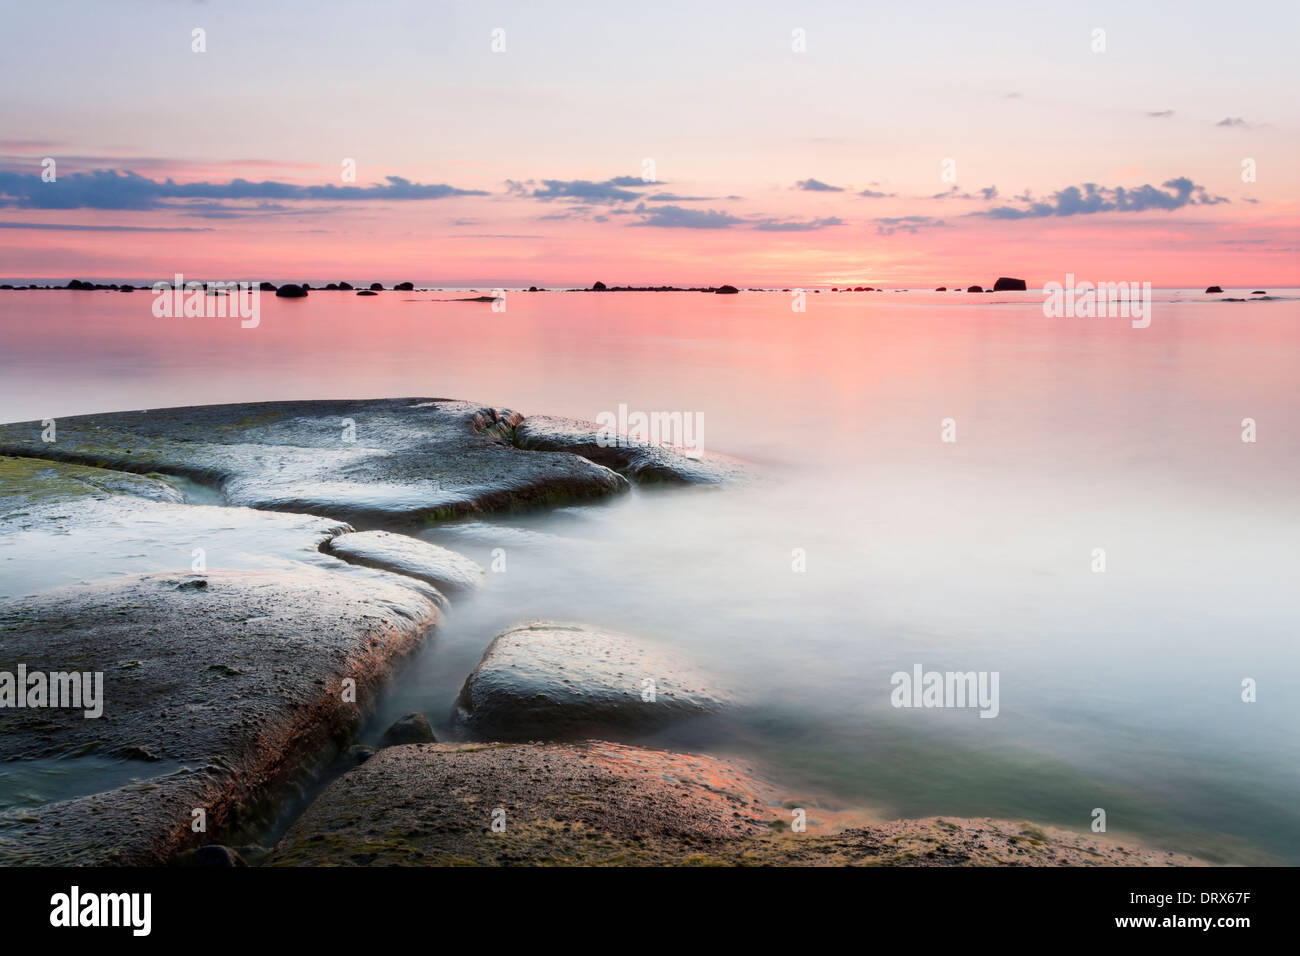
xmin=380 ymin=712 xmax=436 ymax=747
xmin=454 ymin=622 xmax=728 ymax=741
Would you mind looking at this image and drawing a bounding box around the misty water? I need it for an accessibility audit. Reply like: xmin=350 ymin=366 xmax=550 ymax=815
xmin=2 ymin=288 xmax=1297 ymax=862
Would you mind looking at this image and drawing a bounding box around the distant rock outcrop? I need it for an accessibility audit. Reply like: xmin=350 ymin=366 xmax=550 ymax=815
xmin=715 ymin=285 xmax=739 ymax=294
xmin=369 ymin=282 xmax=384 ymax=291
xmin=966 ymin=285 xmax=983 ymax=293
xmin=259 ymin=281 xmax=277 ymax=292
xmin=993 ymin=277 xmax=1027 ymax=291
xmin=275 ymin=284 xmax=308 ymax=298
xmin=1205 ymin=286 xmax=1223 ymax=293
xmin=592 ymin=281 xmax=607 ymax=291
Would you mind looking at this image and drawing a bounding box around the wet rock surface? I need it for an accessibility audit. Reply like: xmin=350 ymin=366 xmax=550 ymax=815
xmin=0 ymin=567 xmax=440 ymax=865
xmin=0 ymin=399 xmax=629 ymax=527
xmin=454 ymin=622 xmax=728 ymax=741
xmin=514 ymin=415 xmax=741 ymax=484
xmin=325 ymin=529 xmax=484 ymax=593
xmin=266 ymin=741 xmax=1201 ymax=867
xmin=380 ymin=712 xmax=436 ymax=747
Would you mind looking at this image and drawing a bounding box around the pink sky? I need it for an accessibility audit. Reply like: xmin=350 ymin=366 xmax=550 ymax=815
xmin=1 ymin=1 xmax=1296 ymax=287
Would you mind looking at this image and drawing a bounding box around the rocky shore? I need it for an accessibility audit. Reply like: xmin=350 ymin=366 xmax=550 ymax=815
xmin=0 ymin=398 xmax=1201 ymax=866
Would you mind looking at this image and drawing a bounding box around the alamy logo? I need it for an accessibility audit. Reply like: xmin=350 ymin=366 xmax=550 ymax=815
xmin=890 ymin=664 xmax=1000 ymax=718
xmin=595 ymin=403 xmax=704 ymax=457
xmin=1042 ymin=274 xmax=1152 ymax=328
xmin=50 ymin=886 xmax=151 ymax=936
xmin=0 ymin=665 xmax=103 ymax=718
xmin=152 ymin=273 xmax=260 ymax=328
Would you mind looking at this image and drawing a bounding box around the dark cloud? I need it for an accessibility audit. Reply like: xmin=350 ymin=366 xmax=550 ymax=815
xmin=795 ymin=178 xmax=844 ymax=192
xmin=0 ymin=220 xmax=213 ymax=232
xmin=929 ymin=185 xmax=998 ymax=201
xmin=1147 ymin=110 xmax=1175 ymax=118
xmin=975 ymin=177 xmax=1228 ymax=219
xmin=874 ymin=216 xmax=947 ymax=235
xmin=645 ymin=192 xmax=719 ymax=202
xmin=528 ymin=177 xmax=656 ymax=202
xmin=629 ymin=204 xmax=744 ymax=229
xmin=1216 ymin=117 xmax=1250 ymax=128
xmin=753 ymin=216 xmax=845 ymax=232
xmin=0 ymin=169 xmax=487 ymax=212
xmin=858 ymin=188 xmax=896 ymax=198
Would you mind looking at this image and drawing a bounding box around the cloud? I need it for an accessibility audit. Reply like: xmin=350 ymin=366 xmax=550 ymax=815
xmin=929 ymin=185 xmax=998 ymax=201
xmin=527 ymin=177 xmax=657 ymax=202
xmin=0 ymin=169 xmax=487 ymax=212
xmin=1216 ymin=117 xmax=1250 ymax=128
xmin=645 ymin=192 xmax=720 ymax=202
xmin=858 ymin=188 xmax=896 ymax=198
xmin=874 ymin=216 xmax=948 ymax=235
xmin=975 ymin=177 xmax=1228 ymax=219
xmin=795 ymin=178 xmax=844 ymax=192
xmin=1147 ymin=110 xmax=1175 ymax=118
xmin=753 ymin=216 xmax=845 ymax=232
xmin=629 ymin=204 xmax=744 ymax=229
xmin=0 ymin=220 xmax=213 ymax=232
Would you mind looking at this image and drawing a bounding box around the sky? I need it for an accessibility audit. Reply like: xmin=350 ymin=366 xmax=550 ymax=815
xmin=0 ymin=0 xmax=1296 ymax=287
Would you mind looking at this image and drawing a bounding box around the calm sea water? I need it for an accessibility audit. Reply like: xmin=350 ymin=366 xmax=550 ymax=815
xmin=2 ymin=288 xmax=1297 ymax=863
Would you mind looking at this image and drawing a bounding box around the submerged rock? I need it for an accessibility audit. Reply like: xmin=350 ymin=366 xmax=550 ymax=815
xmin=380 ymin=712 xmax=436 ymax=747
xmin=513 ymin=415 xmax=740 ymax=484
xmin=0 ymin=399 xmax=628 ymax=527
xmin=454 ymin=622 xmax=728 ymax=741
xmin=325 ymin=529 xmax=484 ymax=592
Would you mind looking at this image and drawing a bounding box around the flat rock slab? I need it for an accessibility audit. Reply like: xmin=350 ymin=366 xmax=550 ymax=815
xmin=325 ymin=529 xmax=483 ymax=593
xmin=0 ymin=463 xmax=447 ymax=608
xmin=514 ymin=416 xmax=741 ymax=484
xmin=0 ymin=399 xmax=629 ymax=526
xmin=0 ymin=566 xmax=440 ymax=865
xmin=266 ymin=741 xmax=1202 ymax=866
xmin=454 ymin=622 xmax=728 ymax=741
